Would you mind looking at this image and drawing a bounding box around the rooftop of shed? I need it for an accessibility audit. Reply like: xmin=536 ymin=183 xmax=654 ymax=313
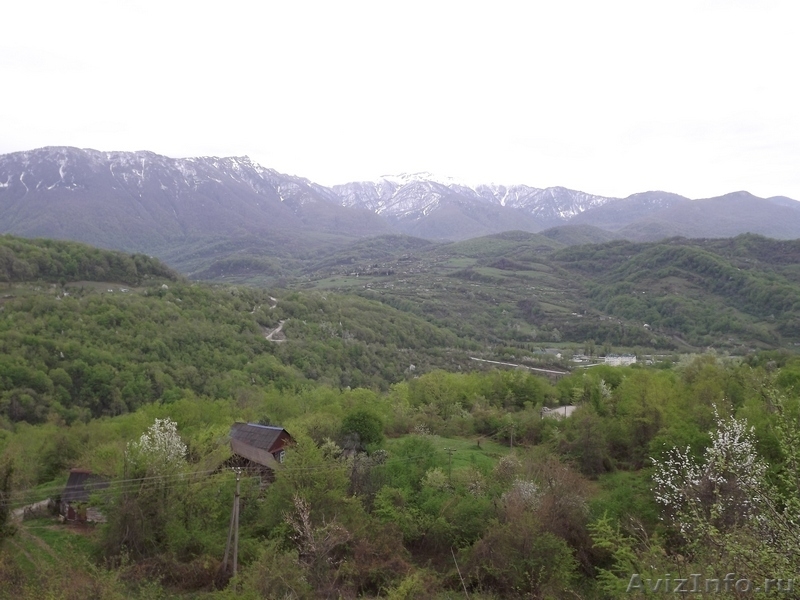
xmin=62 ymin=469 xmax=109 ymax=503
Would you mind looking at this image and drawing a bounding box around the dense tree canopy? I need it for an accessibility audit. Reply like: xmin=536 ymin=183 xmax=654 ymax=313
xmin=2 ymin=351 xmax=800 ymax=598
xmin=2 ymin=236 xmax=800 ymax=598
xmin=0 ymin=235 xmax=178 ymax=284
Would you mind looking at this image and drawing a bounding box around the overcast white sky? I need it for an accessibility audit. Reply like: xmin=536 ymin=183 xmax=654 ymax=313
xmin=2 ymin=0 xmax=799 ymax=199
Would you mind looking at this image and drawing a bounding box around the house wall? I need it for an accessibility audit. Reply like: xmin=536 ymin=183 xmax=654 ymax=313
xmin=271 ymin=430 xmax=292 ymax=452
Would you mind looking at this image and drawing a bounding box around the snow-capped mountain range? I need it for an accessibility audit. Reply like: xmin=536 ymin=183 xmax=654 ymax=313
xmin=334 ymin=174 xmax=616 ymax=228
xmin=0 ymin=147 xmax=387 ymax=252
xmin=2 ymin=147 xmax=800 ymax=274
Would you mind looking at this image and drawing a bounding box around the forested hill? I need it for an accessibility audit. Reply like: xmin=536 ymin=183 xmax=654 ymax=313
xmin=0 ymin=235 xmax=178 ymax=284
xmin=0 ymin=276 xmax=473 ymax=426
xmin=299 ymin=232 xmax=800 ymax=351
xmin=4 ymin=237 xmax=800 ymax=599
xmin=551 ymin=235 xmax=800 ymax=341
xmin=7 ymin=232 xmax=800 ymax=429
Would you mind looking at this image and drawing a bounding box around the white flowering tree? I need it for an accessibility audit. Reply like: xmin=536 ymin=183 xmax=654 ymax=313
xmin=104 ymin=417 xmax=189 ymax=558
xmin=652 ymin=408 xmax=766 ymax=540
xmin=501 ymin=478 xmax=541 ymax=510
xmin=126 ymin=417 xmax=187 ymax=476
xmin=593 ymin=393 xmax=800 ymax=598
xmin=651 ymin=403 xmax=800 ymax=578
xmin=421 ymin=467 xmax=449 ymax=492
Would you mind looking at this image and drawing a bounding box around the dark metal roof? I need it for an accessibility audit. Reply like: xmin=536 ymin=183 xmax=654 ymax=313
xmin=62 ymin=469 xmax=109 ymax=503
xmin=230 ymin=423 xmax=289 ymax=453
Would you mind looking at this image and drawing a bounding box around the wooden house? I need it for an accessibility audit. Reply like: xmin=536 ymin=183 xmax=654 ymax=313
xmin=60 ymin=468 xmax=109 ymax=523
xmin=227 ymin=423 xmax=292 ymax=481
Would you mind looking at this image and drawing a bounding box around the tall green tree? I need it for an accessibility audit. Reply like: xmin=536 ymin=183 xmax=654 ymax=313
xmin=340 ymin=408 xmax=384 ymax=451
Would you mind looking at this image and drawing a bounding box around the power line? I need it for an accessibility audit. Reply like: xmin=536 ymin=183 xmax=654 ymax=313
xmin=0 ymin=451 xmax=439 ymax=510
xmin=0 ymin=467 xmax=220 ymax=503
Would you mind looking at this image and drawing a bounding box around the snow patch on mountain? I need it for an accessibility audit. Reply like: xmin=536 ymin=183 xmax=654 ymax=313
xmin=333 ymin=175 xmax=615 ymax=226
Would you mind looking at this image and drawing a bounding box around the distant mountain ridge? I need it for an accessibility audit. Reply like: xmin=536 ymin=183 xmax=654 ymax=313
xmin=333 ymin=175 xmax=612 ymax=232
xmin=0 ymin=146 xmax=388 ymax=250
xmin=2 ymin=147 xmax=799 ymax=276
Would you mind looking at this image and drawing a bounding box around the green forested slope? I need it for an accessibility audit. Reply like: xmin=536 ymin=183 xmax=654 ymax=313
xmin=0 ymin=235 xmax=177 ymax=284
xmin=552 ymin=235 xmax=800 ymax=345
xmin=2 ymin=353 xmax=800 ymax=599
xmin=0 ymin=237 xmax=480 ymax=426
xmin=301 ymin=232 xmax=800 ymax=351
xmin=1 ymin=236 xmax=800 ymax=599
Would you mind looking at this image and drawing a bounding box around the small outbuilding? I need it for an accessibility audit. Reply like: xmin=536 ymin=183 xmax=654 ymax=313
xmin=60 ymin=468 xmax=109 ymax=523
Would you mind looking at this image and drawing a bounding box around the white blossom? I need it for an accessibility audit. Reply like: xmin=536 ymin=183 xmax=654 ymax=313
xmin=651 ymin=406 xmax=766 ymax=535
xmin=127 ymin=418 xmax=187 ymax=474
xmin=413 ymin=424 xmax=431 ymax=437
xmin=421 ymin=467 xmax=449 ymax=491
xmin=502 ymin=478 xmax=541 ymax=509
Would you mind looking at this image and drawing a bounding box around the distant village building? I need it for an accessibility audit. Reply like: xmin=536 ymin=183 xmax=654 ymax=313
xmin=227 ymin=423 xmax=293 ymax=483
xmin=603 ymin=354 xmax=637 ymax=366
xmin=541 ymin=405 xmax=578 ymax=419
xmin=60 ymin=468 xmax=109 ymax=523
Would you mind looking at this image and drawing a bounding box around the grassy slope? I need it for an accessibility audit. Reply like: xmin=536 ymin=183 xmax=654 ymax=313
xmin=6 ymin=518 xmax=98 ymax=575
xmin=385 ymin=434 xmax=511 ymax=474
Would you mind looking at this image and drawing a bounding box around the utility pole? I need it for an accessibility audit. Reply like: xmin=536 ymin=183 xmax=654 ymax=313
xmin=444 ymin=447 xmax=455 ymax=483
xmin=221 ymin=467 xmax=243 ymax=586
xmin=233 ymin=467 xmax=242 ymax=582
xmin=509 ymin=423 xmax=515 ymax=449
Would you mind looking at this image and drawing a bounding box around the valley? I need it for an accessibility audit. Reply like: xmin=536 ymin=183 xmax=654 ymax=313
xmin=2 ymin=149 xmax=800 ymax=598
